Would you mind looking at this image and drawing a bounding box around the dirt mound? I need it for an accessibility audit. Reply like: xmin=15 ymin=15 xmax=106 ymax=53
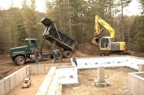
xmin=77 ymin=43 xmax=100 ymax=56
xmin=73 ymin=51 xmax=88 ymax=57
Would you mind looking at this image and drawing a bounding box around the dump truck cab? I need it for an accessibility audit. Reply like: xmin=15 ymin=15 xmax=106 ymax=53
xmin=9 ymin=38 xmax=38 ymax=65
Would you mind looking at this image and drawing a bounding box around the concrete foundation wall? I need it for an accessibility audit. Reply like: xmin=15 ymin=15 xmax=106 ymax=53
xmin=57 ymin=67 xmax=78 ymax=84
xmin=0 ymin=64 xmax=78 ymax=95
xmin=0 ymin=79 xmax=5 ymax=95
xmin=36 ymin=67 xmax=60 ymax=95
xmin=1 ymin=56 xmax=144 ymax=95
xmin=30 ymin=64 xmax=59 ymax=75
xmin=128 ymin=72 xmax=144 ymax=95
xmin=136 ymin=73 xmax=144 ymax=78
xmin=71 ymin=56 xmax=144 ymax=70
xmin=0 ymin=65 xmax=30 ymax=95
xmin=0 ymin=64 xmax=54 ymax=95
xmin=36 ymin=66 xmax=78 ymax=95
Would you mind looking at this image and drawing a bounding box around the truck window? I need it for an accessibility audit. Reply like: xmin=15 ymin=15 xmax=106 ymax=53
xmin=30 ymin=40 xmax=36 ymax=46
xmin=25 ymin=40 xmax=36 ymax=46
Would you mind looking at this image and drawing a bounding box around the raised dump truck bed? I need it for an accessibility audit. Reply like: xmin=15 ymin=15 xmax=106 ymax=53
xmin=41 ymin=18 xmax=77 ymax=57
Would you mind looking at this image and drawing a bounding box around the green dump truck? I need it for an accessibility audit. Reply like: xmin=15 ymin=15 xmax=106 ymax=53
xmin=9 ymin=38 xmax=38 ymax=65
xmin=9 ymin=18 xmax=77 ymax=65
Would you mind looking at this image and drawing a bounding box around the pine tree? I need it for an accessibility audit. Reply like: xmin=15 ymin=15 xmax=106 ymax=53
xmin=22 ymin=0 xmax=39 ymax=38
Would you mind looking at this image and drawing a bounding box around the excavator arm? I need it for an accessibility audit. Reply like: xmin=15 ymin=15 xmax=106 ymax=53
xmin=94 ymin=15 xmax=115 ymax=38
xmin=92 ymin=15 xmax=115 ymax=45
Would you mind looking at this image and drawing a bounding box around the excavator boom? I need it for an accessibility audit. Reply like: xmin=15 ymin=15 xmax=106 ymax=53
xmin=94 ymin=15 xmax=115 ymax=38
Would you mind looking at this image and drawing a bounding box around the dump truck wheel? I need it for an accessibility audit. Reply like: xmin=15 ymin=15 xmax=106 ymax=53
xmin=57 ymin=52 xmax=63 ymax=59
xmin=15 ymin=55 xmax=26 ymax=65
xmin=63 ymin=51 xmax=73 ymax=58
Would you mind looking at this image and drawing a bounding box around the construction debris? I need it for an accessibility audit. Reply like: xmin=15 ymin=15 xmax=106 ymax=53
xmin=22 ymin=77 xmax=31 ymax=88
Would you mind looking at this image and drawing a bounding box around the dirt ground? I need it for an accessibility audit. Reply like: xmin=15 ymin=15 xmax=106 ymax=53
xmin=0 ymin=43 xmax=143 ymax=80
xmin=62 ymin=68 xmax=137 ymax=95
xmin=0 ymin=51 xmax=86 ymax=79
xmin=0 ymin=56 xmax=71 ymax=79
xmin=8 ymin=75 xmax=46 ymax=95
xmin=0 ymin=55 xmax=23 ymax=79
xmin=78 ymin=43 xmax=100 ymax=56
xmin=0 ymin=43 xmax=143 ymax=95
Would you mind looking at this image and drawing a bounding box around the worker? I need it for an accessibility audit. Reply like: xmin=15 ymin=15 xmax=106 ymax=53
xmin=34 ymin=48 xmax=40 ymax=64
xmin=52 ymin=49 xmax=62 ymax=63
xmin=73 ymin=57 xmax=77 ymax=66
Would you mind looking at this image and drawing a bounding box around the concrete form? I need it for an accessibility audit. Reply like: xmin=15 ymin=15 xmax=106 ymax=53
xmin=0 ymin=64 xmax=77 ymax=95
xmin=138 ymin=64 xmax=144 ymax=71
xmin=36 ymin=66 xmax=78 ymax=95
xmin=0 ymin=64 xmax=53 ymax=95
xmin=128 ymin=72 xmax=144 ymax=95
xmin=0 ymin=65 xmax=30 ymax=95
xmin=70 ymin=56 xmax=144 ymax=70
xmin=36 ymin=67 xmax=57 ymax=95
xmin=0 ymin=79 xmax=5 ymax=95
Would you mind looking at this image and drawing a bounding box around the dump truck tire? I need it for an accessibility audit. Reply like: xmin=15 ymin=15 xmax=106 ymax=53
xmin=57 ymin=52 xmax=63 ymax=59
xmin=63 ymin=51 xmax=73 ymax=58
xmin=15 ymin=55 xmax=25 ymax=65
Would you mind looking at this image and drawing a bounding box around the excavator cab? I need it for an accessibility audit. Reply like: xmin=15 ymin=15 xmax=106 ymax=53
xmin=100 ymin=37 xmax=111 ymax=50
xmin=98 ymin=37 xmax=126 ymax=56
xmin=100 ymin=36 xmax=126 ymax=55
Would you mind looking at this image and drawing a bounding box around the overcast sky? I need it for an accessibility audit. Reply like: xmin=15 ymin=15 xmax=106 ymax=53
xmin=0 ymin=0 xmax=142 ymax=16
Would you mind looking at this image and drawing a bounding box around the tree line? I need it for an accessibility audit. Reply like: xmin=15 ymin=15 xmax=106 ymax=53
xmin=0 ymin=0 xmax=144 ymax=54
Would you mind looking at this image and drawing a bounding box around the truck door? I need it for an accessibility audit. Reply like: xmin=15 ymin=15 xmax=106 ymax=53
xmin=26 ymin=40 xmax=38 ymax=54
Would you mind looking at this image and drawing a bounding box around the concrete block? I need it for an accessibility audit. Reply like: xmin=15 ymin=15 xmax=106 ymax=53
xmin=45 ymin=64 xmax=50 ymax=74
xmin=4 ymin=77 xmax=11 ymax=94
xmin=15 ymin=70 xmax=20 ymax=85
xmin=136 ymin=73 xmax=144 ymax=78
xmin=138 ymin=64 xmax=144 ymax=71
xmin=26 ymin=65 xmax=30 ymax=76
xmin=57 ymin=67 xmax=78 ymax=84
xmin=15 ymin=67 xmax=28 ymax=87
xmin=9 ymin=73 xmax=16 ymax=90
xmin=98 ymin=66 xmax=105 ymax=83
xmin=21 ymin=66 xmax=27 ymax=80
xmin=37 ymin=64 xmax=45 ymax=74
xmin=30 ymin=65 xmax=38 ymax=75
xmin=47 ymin=75 xmax=57 ymax=95
xmin=56 ymin=84 xmax=62 ymax=95
xmin=36 ymin=67 xmax=56 ymax=95
xmin=129 ymin=74 xmax=138 ymax=95
xmin=18 ymin=69 xmax=24 ymax=82
xmin=128 ymin=74 xmax=132 ymax=92
xmin=0 ymin=79 xmax=5 ymax=95
xmin=138 ymin=79 xmax=144 ymax=95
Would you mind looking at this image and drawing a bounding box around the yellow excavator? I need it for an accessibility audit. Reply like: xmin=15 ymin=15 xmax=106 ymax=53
xmin=92 ymin=15 xmax=129 ymax=56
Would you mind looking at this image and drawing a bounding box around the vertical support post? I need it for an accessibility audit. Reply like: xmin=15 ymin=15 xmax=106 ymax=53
xmin=98 ymin=66 xmax=105 ymax=83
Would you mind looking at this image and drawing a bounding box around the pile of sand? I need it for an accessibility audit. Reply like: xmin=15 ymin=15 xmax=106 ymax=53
xmin=77 ymin=43 xmax=100 ymax=56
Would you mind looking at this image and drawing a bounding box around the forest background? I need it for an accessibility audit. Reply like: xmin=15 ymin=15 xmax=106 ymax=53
xmin=0 ymin=0 xmax=144 ymax=54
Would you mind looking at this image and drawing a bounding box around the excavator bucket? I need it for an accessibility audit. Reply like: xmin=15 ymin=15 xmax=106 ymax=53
xmin=92 ymin=37 xmax=100 ymax=45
